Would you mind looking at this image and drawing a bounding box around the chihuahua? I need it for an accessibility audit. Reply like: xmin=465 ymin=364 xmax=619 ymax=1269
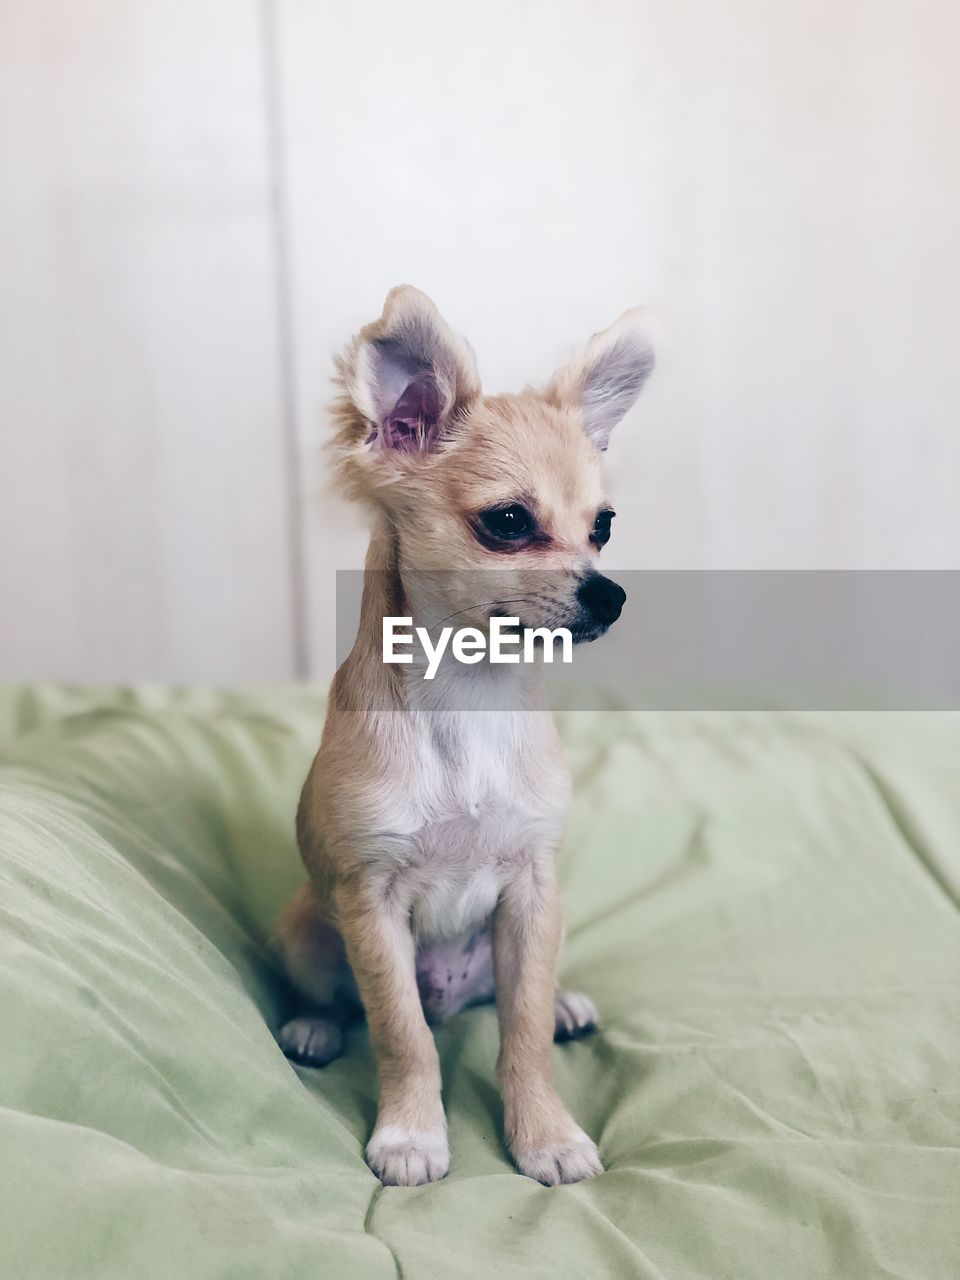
xmin=277 ymin=287 xmax=654 ymax=1186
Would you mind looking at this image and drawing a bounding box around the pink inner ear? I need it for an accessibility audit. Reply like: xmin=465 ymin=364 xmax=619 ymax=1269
xmin=377 ymin=373 xmax=442 ymax=453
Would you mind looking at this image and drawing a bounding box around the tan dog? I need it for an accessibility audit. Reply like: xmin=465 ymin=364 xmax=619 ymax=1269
xmin=278 ymin=287 xmax=654 ymax=1186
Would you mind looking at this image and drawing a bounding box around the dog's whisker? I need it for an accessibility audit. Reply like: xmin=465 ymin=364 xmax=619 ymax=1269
xmin=428 ymin=597 xmax=533 ymax=629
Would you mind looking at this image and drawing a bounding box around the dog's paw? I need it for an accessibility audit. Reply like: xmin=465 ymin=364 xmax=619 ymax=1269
xmin=514 ymin=1130 xmax=603 ymax=1185
xmin=366 ymin=1125 xmax=450 ymax=1186
xmin=554 ymin=990 xmax=599 ymax=1042
xmin=278 ymin=1016 xmax=344 ymax=1067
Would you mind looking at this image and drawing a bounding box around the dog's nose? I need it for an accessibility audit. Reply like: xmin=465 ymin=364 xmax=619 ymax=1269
xmin=577 ymin=572 xmax=626 ymax=626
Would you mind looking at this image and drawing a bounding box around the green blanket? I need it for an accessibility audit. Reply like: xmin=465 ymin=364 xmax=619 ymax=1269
xmin=0 ymin=687 xmax=957 ymax=1279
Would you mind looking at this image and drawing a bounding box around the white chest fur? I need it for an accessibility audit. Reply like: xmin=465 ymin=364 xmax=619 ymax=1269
xmin=373 ymin=708 xmax=569 ymax=942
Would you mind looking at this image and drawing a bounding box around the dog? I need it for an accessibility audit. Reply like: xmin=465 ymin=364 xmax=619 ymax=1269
xmin=277 ymin=286 xmax=655 ymax=1186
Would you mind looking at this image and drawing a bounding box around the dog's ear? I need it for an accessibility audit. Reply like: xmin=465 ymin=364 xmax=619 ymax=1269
xmin=545 ymin=309 xmax=656 ymax=451
xmin=334 ymin=286 xmax=481 ymax=459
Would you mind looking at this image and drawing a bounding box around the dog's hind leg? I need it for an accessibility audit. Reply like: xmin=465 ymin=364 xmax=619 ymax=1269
xmin=277 ymin=1014 xmax=344 ymax=1067
xmin=276 ymin=883 xmax=355 ymax=1067
xmin=553 ymin=989 xmax=599 ymax=1041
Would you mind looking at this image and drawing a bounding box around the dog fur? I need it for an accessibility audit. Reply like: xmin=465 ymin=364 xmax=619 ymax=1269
xmin=277 ymin=286 xmax=654 ymax=1186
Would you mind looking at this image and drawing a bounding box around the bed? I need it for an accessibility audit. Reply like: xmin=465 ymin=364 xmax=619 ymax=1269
xmin=1 ymin=686 xmax=957 ymax=1278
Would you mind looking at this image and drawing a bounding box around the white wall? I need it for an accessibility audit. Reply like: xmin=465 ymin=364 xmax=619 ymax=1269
xmin=0 ymin=0 xmax=299 ymax=681
xmin=2 ymin=0 xmax=958 ymax=682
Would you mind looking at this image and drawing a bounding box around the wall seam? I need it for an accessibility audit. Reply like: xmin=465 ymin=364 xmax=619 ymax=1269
xmin=259 ymin=0 xmax=309 ymax=679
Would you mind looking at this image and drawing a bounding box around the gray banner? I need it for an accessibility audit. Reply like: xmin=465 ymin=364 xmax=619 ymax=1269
xmin=334 ymin=570 xmax=960 ymax=710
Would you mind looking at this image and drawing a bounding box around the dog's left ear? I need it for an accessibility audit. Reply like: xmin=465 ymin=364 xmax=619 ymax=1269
xmin=545 ymin=309 xmax=656 ymax=451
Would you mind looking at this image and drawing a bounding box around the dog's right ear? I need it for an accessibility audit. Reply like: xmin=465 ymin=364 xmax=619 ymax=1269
xmin=333 ymin=287 xmax=481 ymax=472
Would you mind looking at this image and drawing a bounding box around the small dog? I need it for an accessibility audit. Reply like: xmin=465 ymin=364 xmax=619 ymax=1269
xmin=278 ymin=287 xmax=655 ymax=1185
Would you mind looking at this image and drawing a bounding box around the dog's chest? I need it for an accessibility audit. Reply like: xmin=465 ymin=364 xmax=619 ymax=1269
xmin=395 ymin=714 xmax=566 ymax=940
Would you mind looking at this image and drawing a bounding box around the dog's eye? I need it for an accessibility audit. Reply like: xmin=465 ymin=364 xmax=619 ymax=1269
xmin=592 ymin=509 xmax=615 ymax=548
xmin=478 ymin=504 xmax=535 ymax=542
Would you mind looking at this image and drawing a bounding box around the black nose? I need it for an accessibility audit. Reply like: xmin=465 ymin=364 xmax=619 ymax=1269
xmin=577 ymin=572 xmax=626 ymax=626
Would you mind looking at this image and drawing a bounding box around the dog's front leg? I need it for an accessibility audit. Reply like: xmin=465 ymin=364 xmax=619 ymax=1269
xmin=493 ymin=863 xmax=603 ymax=1185
xmin=335 ymin=881 xmax=448 ymax=1186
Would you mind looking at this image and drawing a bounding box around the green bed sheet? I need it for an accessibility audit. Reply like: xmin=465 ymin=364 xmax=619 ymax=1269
xmin=0 ymin=686 xmax=958 ymax=1279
